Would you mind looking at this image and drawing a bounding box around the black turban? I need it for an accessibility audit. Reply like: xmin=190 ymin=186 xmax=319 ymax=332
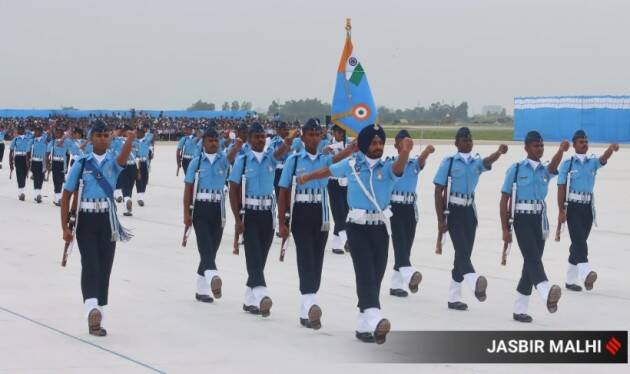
xmin=357 ymin=124 xmax=386 ymax=154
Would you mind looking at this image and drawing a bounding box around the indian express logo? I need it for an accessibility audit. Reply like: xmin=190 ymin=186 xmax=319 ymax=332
xmin=488 ymin=338 xmax=602 ymax=354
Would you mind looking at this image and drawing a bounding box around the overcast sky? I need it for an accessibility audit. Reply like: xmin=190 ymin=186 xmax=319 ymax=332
xmin=1 ymin=0 xmax=629 ymax=114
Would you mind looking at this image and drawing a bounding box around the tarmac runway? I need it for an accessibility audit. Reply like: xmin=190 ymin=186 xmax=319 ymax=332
xmin=0 ymin=142 xmax=628 ymax=373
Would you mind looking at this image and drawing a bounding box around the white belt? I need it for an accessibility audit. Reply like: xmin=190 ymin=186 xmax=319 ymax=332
xmin=329 ymin=177 xmax=348 ymax=186
xmin=568 ymin=192 xmax=592 ymax=203
xmin=391 ymin=193 xmax=416 ymax=204
xmin=196 ymin=192 xmax=223 ymax=202
xmin=31 ymin=157 xmax=43 ymax=162
xmin=14 ymin=152 xmax=27 ymax=156
xmin=126 ymin=160 xmax=136 ymax=165
xmin=449 ymin=195 xmax=474 ymax=207
xmin=79 ymin=201 xmax=110 ymax=211
xmin=347 ymin=208 xmax=392 ymax=225
xmin=182 ymin=155 xmax=193 ymax=159
xmin=294 ymin=193 xmax=323 ymax=203
xmin=276 ymin=163 xmax=284 ymax=170
xmin=53 ymin=156 xmax=65 ymax=161
xmin=515 ymin=202 xmax=544 ymax=214
xmin=137 ymin=157 xmax=148 ymax=162
xmin=245 ymin=197 xmax=273 ymax=209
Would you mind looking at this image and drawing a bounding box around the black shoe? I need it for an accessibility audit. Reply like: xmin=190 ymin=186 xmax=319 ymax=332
xmin=126 ymin=200 xmax=132 ymax=212
xmin=373 ymin=318 xmax=391 ymax=345
xmin=475 ymin=276 xmax=488 ymax=302
xmin=195 ymin=293 xmax=214 ymax=303
xmin=35 ymin=195 xmax=42 ymax=204
xmin=53 ymin=201 xmax=61 ymax=207
xmin=18 ymin=193 xmax=25 ymax=201
xmin=565 ymin=283 xmax=583 ymax=292
xmin=389 ymin=288 xmax=408 ymax=297
xmin=546 ymin=285 xmax=561 ymax=313
xmin=243 ymin=304 xmax=260 ymax=315
xmin=123 ymin=212 xmax=132 ymax=217
xmin=355 ymin=331 xmax=375 ymax=343
xmin=448 ymin=301 xmax=468 ymax=311
xmin=584 ymin=271 xmax=597 ymax=291
xmin=408 ymin=271 xmax=422 ymax=294
xmin=308 ymin=305 xmax=322 ymax=330
xmin=88 ymin=308 xmax=107 ymax=337
xmin=116 ymin=196 xmax=123 ymax=203
xmin=210 ymin=276 xmax=222 ymax=299
xmin=300 ymin=318 xmax=312 ymax=328
xmin=137 ymin=200 xmax=144 ymax=207
xmin=344 ymin=241 xmax=350 ymax=252
xmin=513 ymin=313 xmax=533 ymax=323
xmin=259 ymin=296 xmax=272 ymax=318
xmin=332 ymin=248 xmax=345 ymax=255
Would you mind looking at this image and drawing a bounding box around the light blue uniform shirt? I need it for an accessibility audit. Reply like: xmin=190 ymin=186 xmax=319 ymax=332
xmin=137 ymin=137 xmax=152 ymax=158
xmin=177 ymin=135 xmax=200 ymax=158
xmin=68 ymin=139 xmax=85 ymax=157
xmin=501 ymin=159 xmax=558 ymax=200
xmin=391 ymin=157 xmax=423 ymax=194
xmin=10 ymin=135 xmax=33 ymax=153
xmin=270 ymin=136 xmax=289 ymax=164
xmin=433 ymin=153 xmax=489 ymax=195
xmin=329 ymin=155 xmax=399 ymax=211
xmin=229 ymin=148 xmax=280 ymax=197
xmin=64 ymin=153 xmax=124 ymax=199
xmin=31 ymin=136 xmax=48 ymax=159
xmin=226 ymin=142 xmax=251 ymax=160
xmin=557 ymin=155 xmax=604 ymax=194
xmin=109 ymin=137 xmax=124 ymax=155
xmin=0 ymin=130 xmax=5 ymax=141
xmin=278 ymin=151 xmax=333 ymax=192
xmin=47 ymin=138 xmax=71 ymax=158
xmin=184 ymin=151 xmax=230 ymax=190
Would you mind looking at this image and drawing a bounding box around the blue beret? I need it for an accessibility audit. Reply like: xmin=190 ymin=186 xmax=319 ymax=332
xmin=572 ymin=130 xmax=587 ymax=141
xmin=395 ymin=129 xmax=411 ymax=140
xmin=455 ymin=126 xmax=472 ymax=140
xmin=302 ymin=118 xmax=321 ymax=132
xmin=91 ymin=119 xmax=108 ymax=133
xmin=203 ymin=127 xmax=219 ymax=138
xmin=248 ymin=122 xmax=264 ymax=134
xmin=525 ymin=130 xmax=543 ymax=144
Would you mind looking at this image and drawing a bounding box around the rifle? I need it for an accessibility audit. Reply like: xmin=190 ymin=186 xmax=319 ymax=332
xmin=176 ymin=156 xmax=181 ymax=176
xmin=436 ymin=157 xmax=454 ymax=255
xmin=182 ymin=156 xmax=201 ymax=247
xmin=555 ymin=157 xmax=574 ymax=242
xmin=62 ymin=181 xmax=83 ymax=266
xmin=234 ymin=156 xmax=248 ymax=255
xmin=279 ymin=176 xmax=297 ymax=262
xmin=502 ymin=163 xmax=519 ymax=266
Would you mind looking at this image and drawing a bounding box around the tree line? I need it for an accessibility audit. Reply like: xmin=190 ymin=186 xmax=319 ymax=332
xmin=187 ymin=98 xmax=511 ymax=124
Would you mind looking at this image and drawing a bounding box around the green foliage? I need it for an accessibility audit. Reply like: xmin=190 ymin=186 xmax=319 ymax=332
xmin=187 ymin=100 xmax=216 ymax=111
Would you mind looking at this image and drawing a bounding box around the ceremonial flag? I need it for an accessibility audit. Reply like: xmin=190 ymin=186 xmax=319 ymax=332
xmin=331 ymin=19 xmax=378 ymax=135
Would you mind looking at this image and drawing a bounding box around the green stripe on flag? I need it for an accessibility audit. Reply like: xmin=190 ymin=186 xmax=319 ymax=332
xmin=349 ymin=63 xmax=365 ymax=85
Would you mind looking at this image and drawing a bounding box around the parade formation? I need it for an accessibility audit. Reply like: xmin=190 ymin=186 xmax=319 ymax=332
xmin=0 ymin=20 xmax=622 ymax=348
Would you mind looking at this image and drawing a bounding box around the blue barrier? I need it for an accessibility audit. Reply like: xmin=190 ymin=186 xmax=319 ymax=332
xmin=514 ymin=96 xmax=630 ymax=143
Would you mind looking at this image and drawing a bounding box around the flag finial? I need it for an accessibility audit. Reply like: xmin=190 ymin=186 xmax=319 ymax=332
xmin=345 ymin=18 xmax=352 ymax=32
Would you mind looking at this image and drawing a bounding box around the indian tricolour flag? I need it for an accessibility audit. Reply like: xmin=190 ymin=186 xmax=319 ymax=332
xmin=331 ymin=19 xmax=378 ymax=135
